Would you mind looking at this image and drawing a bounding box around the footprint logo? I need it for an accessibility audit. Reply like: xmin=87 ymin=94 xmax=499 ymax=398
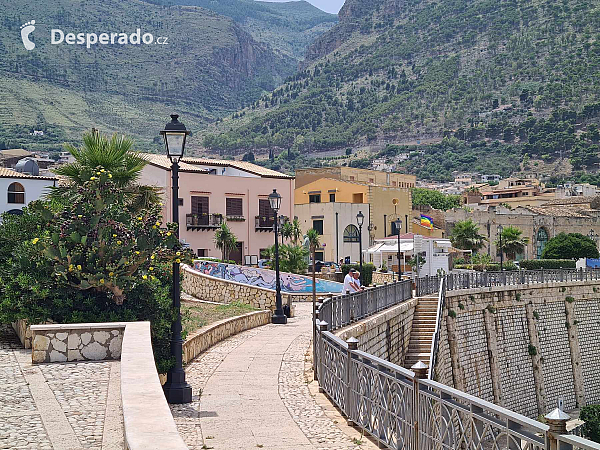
xmin=20 ymin=20 xmax=35 ymax=51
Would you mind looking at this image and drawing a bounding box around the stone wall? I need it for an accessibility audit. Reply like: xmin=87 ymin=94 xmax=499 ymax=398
xmin=434 ymin=281 xmax=600 ymax=418
xmin=30 ymin=323 xmax=125 ymax=363
xmin=335 ymin=298 xmax=416 ymax=366
xmin=183 ymin=265 xmax=314 ymax=308
xmin=372 ymin=271 xmax=397 ymax=285
xmin=12 ymin=319 xmax=32 ymax=349
xmin=183 ymin=310 xmax=271 ymax=364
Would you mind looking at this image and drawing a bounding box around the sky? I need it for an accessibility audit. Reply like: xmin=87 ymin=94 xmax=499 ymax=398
xmin=258 ymin=0 xmax=345 ymax=14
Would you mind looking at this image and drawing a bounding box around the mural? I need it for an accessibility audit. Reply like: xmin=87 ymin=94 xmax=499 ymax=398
xmin=191 ymin=261 xmax=343 ymax=294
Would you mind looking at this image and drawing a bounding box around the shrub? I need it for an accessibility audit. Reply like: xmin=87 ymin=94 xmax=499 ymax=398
xmin=542 ymin=233 xmax=599 ymax=259
xmin=519 ymin=259 xmax=577 ymax=270
xmin=580 ymin=405 xmax=600 ymax=443
xmin=454 ymin=262 xmax=518 ymax=271
xmin=342 ymin=263 xmax=375 ymax=286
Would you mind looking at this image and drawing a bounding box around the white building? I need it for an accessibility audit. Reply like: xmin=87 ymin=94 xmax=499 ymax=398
xmin=0 ymin=168 xmax=57 ymax=216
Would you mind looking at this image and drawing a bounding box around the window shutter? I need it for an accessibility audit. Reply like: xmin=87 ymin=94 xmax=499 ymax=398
xmin=226 ymin=198 xmax=243 ymax=216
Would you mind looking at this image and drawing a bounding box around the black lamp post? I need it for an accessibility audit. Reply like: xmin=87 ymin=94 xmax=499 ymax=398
xmin=356 ymin=211 xmax=364 ymax=275
xmin=498 ymin=224 xmax=504 ymax=272
xmin=395 ymin=218 xmax=403 ymax=282
xmin=161 ymin=114 xmax=193 ymax=404
xmin=270 ymin=189 xmax=287 ymax=324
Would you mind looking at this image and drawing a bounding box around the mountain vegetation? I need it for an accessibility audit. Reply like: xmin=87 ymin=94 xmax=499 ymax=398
xmin=0 ymin=0 xmax=335 ymax=154
xmin=204 ymin=0 xmax=600 ymax=181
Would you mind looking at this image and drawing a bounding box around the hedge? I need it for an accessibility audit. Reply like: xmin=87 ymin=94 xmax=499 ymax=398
xmin=454 ymin=262 xmax=518 ymax=271
xmin=518 ymin=259 xmax=576 ymax=270
xmin=580 ymin=404 xmax=600 ymax=443
xmin=342 ymin=263 xmax=375 ymax=286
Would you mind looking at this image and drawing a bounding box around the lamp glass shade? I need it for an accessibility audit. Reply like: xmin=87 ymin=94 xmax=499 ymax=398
xmin=269 ymin=189 xmax=281 ymax=212
xmin=395 ymin=219 xmax=403 ymax=229
xmin=356 ymin=211 xmax=365 ymax=227
xmin=165 ymin=132 xmax=186 ymax=158
xmin=497 ymin=224 xmax=503 ymax=233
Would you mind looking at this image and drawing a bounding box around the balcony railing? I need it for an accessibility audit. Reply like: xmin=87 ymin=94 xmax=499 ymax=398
xmin=186 ymin=213 xmax=223 ymax=230
xmin=255 ymin=215 xmax=274 ymax=231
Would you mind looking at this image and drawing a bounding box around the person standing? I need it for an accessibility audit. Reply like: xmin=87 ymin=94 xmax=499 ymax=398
xmin=343 ymin=269 xmax=362 ymax=293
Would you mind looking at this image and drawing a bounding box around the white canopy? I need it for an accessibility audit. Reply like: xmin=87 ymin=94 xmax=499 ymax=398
xmin=367 ymin=242 xmax=413 ymax=254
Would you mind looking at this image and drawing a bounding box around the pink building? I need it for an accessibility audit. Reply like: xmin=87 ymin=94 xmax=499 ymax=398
xmin=138 ymin=154 xmax=295 ymax=263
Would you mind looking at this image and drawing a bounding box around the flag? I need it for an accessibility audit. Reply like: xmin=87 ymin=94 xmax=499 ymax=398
xmin=420 ymin=214 xmax=434 ymax=230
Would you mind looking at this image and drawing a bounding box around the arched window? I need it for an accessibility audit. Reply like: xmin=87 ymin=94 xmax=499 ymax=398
xmin=7 ymin=182 xmax=25 ymax=204
xmin=343 ymin=224 xmax=360 ymax=243
xmin=536 ymin=228 xmax=548 ymax=259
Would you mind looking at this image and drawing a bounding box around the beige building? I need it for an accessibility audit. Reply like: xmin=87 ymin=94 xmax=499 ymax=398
xmin=295 ymin=168 xmax=415 ymax=261
xmin=445 ymin=196 xmax=600 ymax=260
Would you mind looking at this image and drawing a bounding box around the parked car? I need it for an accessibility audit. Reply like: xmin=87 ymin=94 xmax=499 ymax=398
xmin=321 ymin=261 xmax=340 ymax=272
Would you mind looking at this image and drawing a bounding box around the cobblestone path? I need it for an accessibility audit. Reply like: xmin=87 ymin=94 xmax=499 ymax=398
xmin=172 ymin=303 xmax=377 ymax=450
xmin=0 ymin=325 xmax=123 ymax=450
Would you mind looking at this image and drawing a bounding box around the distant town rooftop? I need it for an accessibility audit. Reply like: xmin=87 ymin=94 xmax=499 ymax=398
xmin=0 ymin=167 xmax=57 ymax=181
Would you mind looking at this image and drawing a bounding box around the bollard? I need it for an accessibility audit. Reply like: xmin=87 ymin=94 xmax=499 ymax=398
xmin=346 ymin=337 xmax=359 ymax=426
xmin=411 ymin=360 xmax=429 ymax=380
xmin=545 ymin=408 xmax=570 ymax=450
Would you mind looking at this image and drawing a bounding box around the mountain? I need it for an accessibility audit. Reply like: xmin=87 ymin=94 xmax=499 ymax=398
xmin=203 ymin=0 xmax=600 ymax=181
xmin=0 ymin=0 xmax=335 ymax=153
xmin=147 ymin=0 xmax=338 ymax=61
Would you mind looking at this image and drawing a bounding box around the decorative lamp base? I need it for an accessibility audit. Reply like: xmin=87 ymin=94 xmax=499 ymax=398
xmin=272 ymin=314 xmax=288 ymax=324
xmin=163 ymin=383 xmax=193 ymax=404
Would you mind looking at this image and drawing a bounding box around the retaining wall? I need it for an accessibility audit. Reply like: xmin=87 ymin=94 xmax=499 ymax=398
xmin=335 ymin=298 xmax=417 ymax=367
xmin=12 ymin=319 xmax=32 ymax=349
xmin=372 ymin=271 xmax=397 ymax=285
xmin=434 ymin=280 xmax=600 ymax=419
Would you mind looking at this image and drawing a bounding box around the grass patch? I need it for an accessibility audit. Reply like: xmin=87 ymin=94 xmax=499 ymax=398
xmin=183 ymin=301 xmax=259 ymax=336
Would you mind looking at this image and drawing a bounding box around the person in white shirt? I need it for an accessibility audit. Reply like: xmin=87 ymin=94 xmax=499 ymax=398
xmin=352 ymin=270 xmax=365 ymax=292
xmin=342 ymin=269 xmax=363 ymax=293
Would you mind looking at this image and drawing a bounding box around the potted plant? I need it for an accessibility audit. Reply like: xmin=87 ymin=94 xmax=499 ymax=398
xmin=381 ymin=263 xmax=388 ymax=273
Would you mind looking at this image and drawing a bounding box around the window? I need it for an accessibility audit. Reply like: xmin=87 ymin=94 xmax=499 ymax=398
xmin=349 ymin=176 xmax=355 ymax=181
xmin=352 ymin=193 xmax=363 ymax=203
xmin=197 ymin=249 xmax=207 ymax=257
xmin=191 ymin=196 xmax=209 ymax=225
xmin=7 ymin=182 xmax=24 ymax=204
xmin=536 ymin=228 xmax=549 ymax=259
xmin=309 ymin=194 xmax=321 ymax=203
xmin=313 ymin=219 xmax=323 ymax=235
xmin=329 ymin=193 xmax=336 ymax=202
xmin=315 ymin=251 xmax=324 ymax=262
xmin=369 ymin=178 xmax=374 ymax=183
xmin=343 ymin=224 xmax=360 ymax=243
xmin=178 ymin=198 xmax=183 ymax=206
xmin=392 ymin=181 xmax=397 ymax=186
xmin=226 ymin=198 xmax=243 ymax=216
xmin=259 ymin=199 xmax=274 ymax=219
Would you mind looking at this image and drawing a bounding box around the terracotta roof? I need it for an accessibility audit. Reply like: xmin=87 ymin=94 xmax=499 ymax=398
xmin=0 ymin=167 xmax=57 ymax=181
xmin=182 ymin=157 xmax=294 ymax=179
xmin=523 ymin=206 xmax=591 ymax=218
xmin=0 ymin=149 xmax=31 ymax=159
xmin=139 ymin=154 xmax=209 ymax=173
xmin=542 ymin=196 xmax=599 ymax=206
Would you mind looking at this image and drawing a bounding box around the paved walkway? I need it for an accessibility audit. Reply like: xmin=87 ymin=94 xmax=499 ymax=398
xmin=172 ymin=303 xmax=377 ymax=450
xmin=0 ymin=325 xmax=123 ymax=450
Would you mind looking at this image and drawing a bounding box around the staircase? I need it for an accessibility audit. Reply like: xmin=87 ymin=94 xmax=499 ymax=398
xmin=404 ymin=296 xmax=438 ymax=369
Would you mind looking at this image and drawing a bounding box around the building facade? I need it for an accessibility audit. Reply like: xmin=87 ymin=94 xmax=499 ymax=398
xmin=0 ymin=168 xmax=57 ymax=216
xmin=138 ymin=155 xmax=294 ymax=264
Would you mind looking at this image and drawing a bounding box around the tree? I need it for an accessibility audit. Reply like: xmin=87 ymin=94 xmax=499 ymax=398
xmin=412 ymin=188 xmax=461 ymax=211
xmin=450 ymin=219 xmax=488 ymax=253
xmin=291 ymin=218 xmax=302 ymax=245
xmin=214 ymin=223 xmax=238 ymax=261
xmin=51 ymin=131 xmax=159 ymax=212
xmin=265 ymin=244 xmax=308 ymax=274
xmin=494 ymin=226 xmax=529 ymax=260
xmin=306 ymin=228 xmax=320 ymax=338
xmin=541 ymin=233 xmax=599 ymax=259
xmin=281 ymin=222 xmax=293 ymax=243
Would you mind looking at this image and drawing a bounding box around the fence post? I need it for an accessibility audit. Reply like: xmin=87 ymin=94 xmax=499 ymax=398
xmin=318 ymin=321 xmax=328 ymax=393
xmin=545 ymin=408 xmax=570 ymax=450
xmin=411 ymin=361 xmax=428 ymax=450
xmin=346 ymin=337 xmax=358 ymax=426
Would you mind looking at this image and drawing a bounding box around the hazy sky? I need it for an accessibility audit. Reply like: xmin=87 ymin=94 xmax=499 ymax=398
xmin=259 ymin=0 xmax=345 ymax=14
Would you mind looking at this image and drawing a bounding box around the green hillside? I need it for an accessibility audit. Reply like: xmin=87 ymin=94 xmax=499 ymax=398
xmin=0 ymin=0 xmax=312 ymax=153
xmin=203 ymin=0 xmax=600 ymax=181
xmin=147 ymin=0 xmax=338 ymax=60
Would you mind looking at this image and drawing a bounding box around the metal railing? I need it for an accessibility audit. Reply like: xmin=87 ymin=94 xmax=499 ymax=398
xmin=255 ymin=215 xmax=275 ymax=230
xmin=316 ymin=326 xmax=555 ymax=450
xmin=427 ymin=276 xmax=445 ymax=380
xmin=185 ymin=213 xmax=223 ymax=228
xmin=558 ymin=435 xmax=600 ymax=449
xmin=317 ymin=280 xmax=412 ymax=331
xmin=416 ymin=268 xmax=600 ymax=294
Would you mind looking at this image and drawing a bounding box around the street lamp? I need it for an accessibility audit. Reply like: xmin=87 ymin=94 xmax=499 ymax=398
xmin=394 ymin=218 xmax=403 ymax=281
xmin=497 ymin=224 xmax=504 ymax=272
xmin=161 ymin=114 xmax=192 ymax=404
xmin=356 ymin=211 xmax=365 ymax=275
xmin=269 ymin=189 xmax=287 ymax=324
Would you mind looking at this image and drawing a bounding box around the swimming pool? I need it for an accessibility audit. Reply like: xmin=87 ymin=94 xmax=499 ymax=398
xmin=191 ymin=261 xmax=344 ymax=294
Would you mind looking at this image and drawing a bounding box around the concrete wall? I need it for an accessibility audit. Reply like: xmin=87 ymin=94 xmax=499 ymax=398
xmin=335 ymin=298 xmax=417 ymax=366
xmin=434 ymin=281 xmax=600 ymax=418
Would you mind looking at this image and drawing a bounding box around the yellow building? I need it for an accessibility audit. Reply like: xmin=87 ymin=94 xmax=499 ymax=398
xmin=294 ymin=168 xmax=414 ymax=262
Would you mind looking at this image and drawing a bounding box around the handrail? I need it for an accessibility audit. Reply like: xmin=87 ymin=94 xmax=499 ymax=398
xmin=557 ymin=434 xmax=600 ymax=449
xmin=427 ymin=276 xmax=446 ymax=380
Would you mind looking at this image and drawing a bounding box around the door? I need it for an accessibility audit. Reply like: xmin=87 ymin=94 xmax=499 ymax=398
xmin=230 ymin=242 xmax=243 ymax=265
xmin=191 ymin=196 xmax=209 ymax=225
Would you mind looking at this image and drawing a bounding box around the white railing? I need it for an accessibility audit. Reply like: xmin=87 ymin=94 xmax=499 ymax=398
xmin=427 ymin=276 xmax=446 ymax=380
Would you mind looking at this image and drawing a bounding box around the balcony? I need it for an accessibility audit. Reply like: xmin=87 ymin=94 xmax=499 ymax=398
xmin=255 ymin=215 xmax=274 ymax=232
xmin=226 ymin=215 xmax=246 ymax=222
xmin=186 ymin=213 xmax=223 ymax=231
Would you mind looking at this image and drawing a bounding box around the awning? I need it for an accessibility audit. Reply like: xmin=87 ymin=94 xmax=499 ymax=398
xmin=367 ymin=242 xmax=413 ymax=253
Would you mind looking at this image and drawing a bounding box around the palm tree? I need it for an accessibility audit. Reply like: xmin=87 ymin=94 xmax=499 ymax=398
xmin=495 ymin=226 xmax=529 ymax=260
xmin=450 ymin=219 xmax=488 ymax=256
xmin=291 ymin=218 xmax=302 ymax=245
xmin=281 ymin=221 xmax=293 ymax=243
xmin=214 ymin=223 xmax=238 ymax=262
xmin=51 ymin=131 xmax=158 ymax=211
xmin=306 ymin=228 xmax=320 ymax=379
